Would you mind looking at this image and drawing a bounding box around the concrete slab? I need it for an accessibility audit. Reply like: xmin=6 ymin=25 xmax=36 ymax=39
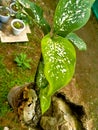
xmin=0 ymin=19 xmax=31 ymax=43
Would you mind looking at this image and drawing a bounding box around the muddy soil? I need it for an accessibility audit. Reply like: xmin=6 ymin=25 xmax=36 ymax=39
xmin=0 ymin=0 xmax=98 ymax=129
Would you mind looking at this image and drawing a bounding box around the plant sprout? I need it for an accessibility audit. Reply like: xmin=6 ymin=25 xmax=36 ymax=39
xmin=14 ymin=53 xmax=32 ymax=69
xmin=17 ymin=0 xmax=95 ymax=114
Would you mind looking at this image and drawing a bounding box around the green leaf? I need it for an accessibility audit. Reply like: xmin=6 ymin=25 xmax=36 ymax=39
xmin=90 ymin=0 xmax=96 ymax=6
xmin=54 ymin=0 xmax=94 ymax=37
xmin=18 ymin=0 xmax=50 ymax=34
xmin=14 ymin=56 xmax=20 ymax=63
xmin=39 ymin=87 xmax=51 ymax=114
xmin=20 ymin=53 xmax=27 ymax=61
xmin=66 ymin=33 xmax=87 ymax=50
xmin=23 ymin=62 xmax=31 ymax=69
xmin=36 ymin=61 xmax=48 ymax=89
xmin=14 ymin=53 xmax=32 ymax=69
xmin=41 ymin=34 xmax=76 ymax=96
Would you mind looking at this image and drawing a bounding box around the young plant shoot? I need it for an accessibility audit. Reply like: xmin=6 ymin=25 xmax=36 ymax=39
xmin=17 ymin=0 xmax=95 ymax=114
